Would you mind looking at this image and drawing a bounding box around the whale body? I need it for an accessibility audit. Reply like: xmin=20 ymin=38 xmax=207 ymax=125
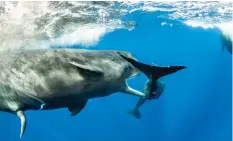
xmin=0 ymin=48 xmax=186 ymax=138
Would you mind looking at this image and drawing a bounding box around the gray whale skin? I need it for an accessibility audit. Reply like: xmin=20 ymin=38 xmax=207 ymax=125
xmin=0 ymin=48 xmax=186 ymax=138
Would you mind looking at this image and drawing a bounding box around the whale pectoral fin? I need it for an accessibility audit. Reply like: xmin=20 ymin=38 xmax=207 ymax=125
xmin=69 ymin=61 xmax=103 ymax=78
xmin=68 ymin=107 xmax=82 ymax=116
xmin=68 ymin=101 xmax=88 ymax=116
xmin=120 ymin=82 xmax=146 ymax=98
xmin=16 ymin=110 xmax=26 ymax=138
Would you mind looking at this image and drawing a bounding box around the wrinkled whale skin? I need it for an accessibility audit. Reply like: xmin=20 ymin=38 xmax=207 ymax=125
xmin=0 ymin=49 xmax=140 ymax=113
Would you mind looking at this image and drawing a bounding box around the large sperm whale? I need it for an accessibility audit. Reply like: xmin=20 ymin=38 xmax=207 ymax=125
xmin=0 ymin=48 xmax=186 ymax=138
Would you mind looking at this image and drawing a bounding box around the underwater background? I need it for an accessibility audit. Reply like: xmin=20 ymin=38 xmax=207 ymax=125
xmin=0 ymin=1 xmax=232 ymax=141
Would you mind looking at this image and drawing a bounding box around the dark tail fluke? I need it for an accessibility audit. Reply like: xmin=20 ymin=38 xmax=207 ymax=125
xmin=150 ymin=65 xmax=187 ymax=80
xmin=148 ymin=65 xmax=186 ymax=99
xmin=120 ymin=54 xmax=186 ymax=99
xmin=119 ymin=54 xmax=187 ymax=80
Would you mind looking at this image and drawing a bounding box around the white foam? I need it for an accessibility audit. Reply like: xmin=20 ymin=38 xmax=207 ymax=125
xmin=216 ymin=22 xmax=233 ymax=41
xmin=50 ymin=24 xmax=108 ymax=47
xmin=0 ymin=1 xmax=129 ymax=52
xmin=0 ymin=1 xmax=231 ymax=52
xmin=161 ymin=22 xmax=167 ymax=26
xmin=183 ymin=20 xmax=232 ymax=42
xmin=161 ymin=22 xmax=173 ymax=27
xmin=183 ymin=20 xmax=215 ymax=29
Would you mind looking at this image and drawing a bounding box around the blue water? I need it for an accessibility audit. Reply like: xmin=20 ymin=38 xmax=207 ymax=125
xmin=0 ymin=10 xmax=232 ymax=141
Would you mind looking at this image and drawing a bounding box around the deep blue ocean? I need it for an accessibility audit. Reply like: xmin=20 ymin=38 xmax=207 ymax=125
xmin=0 ymin=2 xmax=232 ymax=141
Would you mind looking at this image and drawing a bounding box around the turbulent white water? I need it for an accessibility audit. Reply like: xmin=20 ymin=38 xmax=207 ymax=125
xmin=0 ymin=1 xmax=131 ymax=51
xmin=0 ymin=1 xmax=232 ymax=52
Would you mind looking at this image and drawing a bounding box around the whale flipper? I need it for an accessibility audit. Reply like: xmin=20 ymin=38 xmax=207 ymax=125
xmin=68 ymin=101 xmax=88 ymax=116
xmin=127 ymin=108 xmax=141 ymax=119
xmin=16 ymin=110 xmax=26 ymax=138
xmin=70 ymin=61 xmax=103 ymax=78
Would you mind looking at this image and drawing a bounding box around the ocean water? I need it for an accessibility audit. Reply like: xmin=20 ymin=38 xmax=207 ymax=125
xmin=0 ymin=1 xmax=232 ymax=141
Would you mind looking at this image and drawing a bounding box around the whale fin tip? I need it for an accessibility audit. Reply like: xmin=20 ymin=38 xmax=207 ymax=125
xmin=17 ymin=110 xmax=26 ymax=139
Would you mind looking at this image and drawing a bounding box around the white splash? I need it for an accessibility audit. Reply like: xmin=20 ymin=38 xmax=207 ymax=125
xmin=183 ymin=20 xmax=215 ymax=29
xmin=50 ymin=24 xmax=108 ymax=47
xmin=161 ymin=22 xmax=173 ymax=27
xmin=0 ymin=1 xmax=130 ymax=51
xmin=216 ymin=22 xmax=233 ymax=41
xmin=0 ymin=1 xmax=231 ymax=52
xmin=161 ymin=22 xmax=167 ymax=26
xmin=123 ymin=1 xmax=232 ymax=29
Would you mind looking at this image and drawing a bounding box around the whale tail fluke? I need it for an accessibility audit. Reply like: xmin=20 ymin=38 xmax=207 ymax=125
xmin=119 ymin=54 xmax=186 ymax=99
xmin=150 ymin=65 xmax=187 ymax=80
xmin=127 ymin=108 xmax=141 ymax=119
xmin=119 ymin=54 xmax=186 ymax=80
